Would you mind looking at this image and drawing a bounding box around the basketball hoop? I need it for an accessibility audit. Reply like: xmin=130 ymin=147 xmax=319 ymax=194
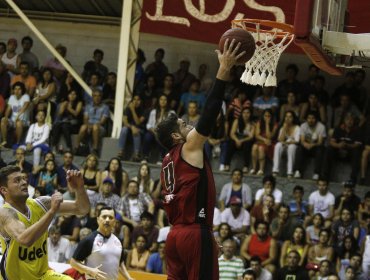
xmin=232 ymin=19 xmax=295 ymax=87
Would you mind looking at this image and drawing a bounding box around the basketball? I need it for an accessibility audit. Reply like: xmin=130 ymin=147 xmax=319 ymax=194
xmin=218 ymin=28 xmax=256 ymax=64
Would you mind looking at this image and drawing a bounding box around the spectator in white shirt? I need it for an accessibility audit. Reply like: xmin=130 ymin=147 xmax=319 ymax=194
xmin=47 ymin=225 xmax=73 ymax=263
xmin=213 ymin=207 xmax=221 ymax=232
xmin=221 ymin=196 xmax=250 ymax=240
xmin=255 ymin=175 xmax=282 ymax=210
xmin=308 ymin=179 xmax=335 ymax=228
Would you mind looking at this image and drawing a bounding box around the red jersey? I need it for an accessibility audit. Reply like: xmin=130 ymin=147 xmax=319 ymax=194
xmin=160 ymin=144 xmax=216 ymax=228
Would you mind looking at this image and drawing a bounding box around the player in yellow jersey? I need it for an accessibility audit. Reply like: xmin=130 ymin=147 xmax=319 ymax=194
xmin=0 ymin=165 xmax=90 ymax=280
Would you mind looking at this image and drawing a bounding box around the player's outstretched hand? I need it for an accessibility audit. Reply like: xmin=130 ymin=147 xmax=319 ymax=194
xmin=66 ymin=170 xmax=84 ymax=190
xmin=216 ymin=38 xmax=246 ymax=71
xmin=90 ymin=264 xmax=108 ymax=280
xmin=50 ymin=192 xmax=63 ymax=214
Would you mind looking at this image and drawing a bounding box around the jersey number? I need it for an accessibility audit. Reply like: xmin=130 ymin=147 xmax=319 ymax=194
xmin=163 ymin=161 xmax=175 ymax=193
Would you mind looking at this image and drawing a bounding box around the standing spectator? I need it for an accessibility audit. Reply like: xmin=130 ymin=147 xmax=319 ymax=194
xmin=276 ymin=64 xmax=302 ymax=105
xmin=8 ymin=147 xmax=33 ymax=173
xmin=70 ymin=206 xmax=133 ymax=280
xmin=1 ymin=38 xmax=20 ymax=77
xmin=75 ymin=90 xmax=110 ymax=155
xmin=300 ymin=92 xmax=327 ymax=124
xmin=219 ymin=168 xmax=252 ymax=211
xmin=294 ymin=110 xmax=326 ymax=179
xmin=33 ymin=68 xmax=56 ymax=112
xmin=146 ymin=241 xmax=167 ymax=274
xmin=279 ymin=91 xmax=300 ymax=121
xmin=280 ymin=226 xmax=309 ymax=267
xmin=102 ymin=72 xmax=116 ymax=111
xmin=308 ymin=179 xmax=335 ymax=227
xmin=0 ymin=60 xmax=10 ymax=100
xmin=172 ymin=58 xmax=196 ymax=94
xmin=131 ymin=211 xmax=159 ymax=252
xmin=143 ymin=94 xmax=174 ymax=162
xmin=322 ymin=113 xmax=363 ymax=183
xmin=56 ymin=151 xmax=79 ymax=192
xmin=1 ymin=81 xmax=30 ymax=147
xmin=240 ymin=221 xmax=277 ymax=274
xmin=255 ymin=175 xmax=283 ymax=208
xmin=11 ymin=61 xmax=36 ymax=97
xmin=227 ymin=88 xmax=252 ymax=121
xmin=19 ymin=36 xmax=39 ymax=72
xmin=332 ymin=208 xmax=360 ymax=251
xmin=82 ymin=49 xmax=108 ymax=84
xmin=145 ymin=48 xmax=168 ymax=88
xmin=101 ymin=157 xmax=129 ymax=196
xmin=272 ymin=110 xmax=300 ymax=178
xmin=177 ymin=79 xmax=205 ymax=115
xmin=218 ymin=239 xmax=244 ymax=280
xmin=276 ymin=250 xmax=309 ymax=280
xmin=248 ymin=256 xmax=273 ymax=280
xmin=19 ymin=110 xmax=50 ymax=167
xmin=225 ymin=107 xmax=255 ymax=173
xmin=47 ymin=225 xmax=73 ymax=263
xmin=52 ymin=88 xmax=83 ymax=152
xmin=253 ymin=87 xmax=279 ymax=118
xmin=181 ymin=100 xmax=200 ymax=127
xmin=334 ymin=181 xmax=361 ymax=219
xmin=251 ymin=109 xmax=278 ymax=175
xmin=90 ymin=177 xmax=120 ymax=211
xmin=270 ymin=204 xmax=300 ymax=243
xmin=118 ymin=94 xmax=146 ymax=162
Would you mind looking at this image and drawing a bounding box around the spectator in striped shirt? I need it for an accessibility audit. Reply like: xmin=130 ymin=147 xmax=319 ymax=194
xmin=227 ymin=88 xmax=252 ymax=122
xmin=253 ymin=87 xmax=279 ymax=119
xmin=218 ymin=239 xmax=245 ymax=280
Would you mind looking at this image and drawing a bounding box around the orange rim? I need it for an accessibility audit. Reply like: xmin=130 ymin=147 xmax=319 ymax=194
xmin=232 ymin=19 xmax=294 ymax=39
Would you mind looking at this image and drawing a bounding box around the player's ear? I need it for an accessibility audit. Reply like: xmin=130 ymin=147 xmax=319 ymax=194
xmin=171 ymin=132 xmax=182 ymax=143
xmin=0 ymin=186 xmax=7 ymax=197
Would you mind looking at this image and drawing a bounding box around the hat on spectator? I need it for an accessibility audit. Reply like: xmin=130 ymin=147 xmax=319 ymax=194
xmin=229 ymin=196 xmax=242 ymax=206
xmin=7 ymin=38 xmax=17 ymax=46
xmin=102 ymin=177 xmax=114 ymax=185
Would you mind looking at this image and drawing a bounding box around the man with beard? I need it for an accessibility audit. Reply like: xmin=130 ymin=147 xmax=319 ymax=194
xmin=277 ymin=250 xmax=309 ymax=280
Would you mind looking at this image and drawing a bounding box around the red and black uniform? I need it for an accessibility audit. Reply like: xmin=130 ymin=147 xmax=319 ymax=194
xmin=161 ymin=143 xmax=218 ymax=280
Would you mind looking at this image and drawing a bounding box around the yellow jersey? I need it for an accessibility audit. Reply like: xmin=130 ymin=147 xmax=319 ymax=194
xmin=0 ymin=198 xmax=49 ymax=280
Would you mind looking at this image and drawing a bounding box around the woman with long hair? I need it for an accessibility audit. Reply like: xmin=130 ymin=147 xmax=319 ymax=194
xmin=279 ymin=91 xmax=300 ymax=121
xmin=251 ymin=109 xmax=278 ymax=175
xmin=306 ymin=213 xmax=324 ymax=245
xmin=132 ymin=163 xmax=156 ymax=196
xmin=126 ymin=235 xmax=150 ymax=271
xmin=101 ymin=157 xmax=129 ymax=196
xmin=34 ymin=68 xmax=56 ymax=113
xmin=225 ymin=107 xmax=255 ymax=173
xmin=272 ymin=110 xmax=300 ymax=178
xmin=280 ymin=225 xmax=309 ymax=267
xmin=81 ymin=154 xmax=101 ymax=198
xmin=336 ymin=236 xmax=360 ymax=274
xmin=300 ymin=92 xmax=326 ymax=124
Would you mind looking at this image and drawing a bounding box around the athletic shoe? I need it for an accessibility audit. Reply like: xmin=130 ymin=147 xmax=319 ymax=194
xmin=257 ymin=170 xmax=264 ymax=176
xmin=219 ymin=164 xmax=225 ymax=171
xmin=312 ymin=174 xmax=319 ymax=180
xmin=294 ymin=171 xmax=301 ymax=179
xmin=249 ymin=169 xmax=256 ymax=175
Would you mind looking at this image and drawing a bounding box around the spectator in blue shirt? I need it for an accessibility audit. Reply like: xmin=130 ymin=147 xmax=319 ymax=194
xmin=177 ymin=79 xmax=206 ymax=116
xmin=253 ymin=87 xmax=279 ymax=118
xmin=146 ymin=242 xmax=166 ymax=274
xmin=288 ymin=185 xmax=308 ymax=225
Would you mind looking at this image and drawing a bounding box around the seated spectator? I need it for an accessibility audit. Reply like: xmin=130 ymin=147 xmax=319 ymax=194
xmin=279 ymin=91 xmax=300 ymax=121
xmin=251 ymin=109 xmax=278 ymax=175
xmin=157 ymin=74 xmax=178 ymax=110
xmin=19 ymin=36 xmax=39 ymax=72
xmin=218 ymin=239 xmax=244 ymax=280
xmin=8 ymin=147 xmax=32 ymax=173
xmin=332 ymin=93 xmax=365 ymax=128
xmin=145 ymin=48 xmax=169 ymax=88
xmin=240 ymin=221 xmax=277 ymax=274
xmin=205 ymin=111 xmax=229 ymax=171
xmin=361 ymin=223 xmax=370 ymax=278
xmin=276 ymin=64 xmax=302 ymax=105
xmin=56 ymin=151 xmax=79 ymax=192
xmin=225 ymin=107 xmax=255 ymax=173
xmin=360 ymin=134 xmax=370 ymax=185
xmin=52 ymin=88 xmax=83 ymax=153
xmin=242 ymin=269 xmax=257 ymax=280
xmin=102 ymin=72 xmax=116 ymax=111
xmin=289 ymin=185 xmax=309 ymax=224
xmin=58 ymin=72 xmax=82 ymax=103
xmin=1 ymin=81 xmax=30 ymax=147
xmin=126 ymin=235 xmax=150 ymax=271
xmin=131 ymin=211 xmax=159 ymax=253
xmin=55 ymin=214 xmax=81 ymax=243
xmin=215 ymin=223 xmax=236 ymax=248
xmin=301 ymin=64 xmax=319 ymax=102
xmin=221 ymin=196 xmax=250 ymax=240
xmin=11 ymin=61 xmax=36 ymax=97
xmin=255 ymin=175 xmax=283 ymax=209
xmin=85 ymin=202 xmax=106 ymax=230
xmin=0 ymin=42 xmax=5 ymax=58
xmin=334 ymin=181 xmax=361 ymax=219
xmin=300 ymin=92 xmax=327 ymax=124
xmin=47 ymin=225 xmax=73 ymax=263
xmin=177 ymin=78 xmax=205 ymax=115
xmin=250 ymin=194 xmax=277 ymax=233
xmin=253 ymin=87 xmax=279 ymax=118
xmin=276 ymin=250 xmax=309 ymax=280
xmin=172 ymin=59 xmax=196 ymax=97
xmin=181 ymin=100 xmax=200 ymax=127
xmin=1 ymin=38 xmax=20 ymax=77
xmin=82 ymin=49 xmax=108 ymax=84
xmin=19 ymin=110 xmax=50 ymax=167
xmin=322 ymin=113 xmax=363 ymax=183
xmin=80 ymin=154 xmax=101 ymax=199
xmin=312 ymin=259 xmax=332 ymax=280
xmin=280 ymin=225 xmax=309 ymax=267
xmin=307 ymin=229 xmax=335 ymax=274
xmin=146 ymin=241 xmax=166 ymax=274
xmin=0 ymin=60 xmax=10 ymax=100
xmin=118 ymin=180 xmax=154 ymax=228
xmin=358 ymin=191 xmax=370 ymax=228
xmin=118 ymin=94 xmax=146 ymax=162
xmin=338 ymin=253 xmax=366 ymax=280
xmin=75 ymin=89 xmax=109 ymax=155
xmin=138 ymin=75 xmax=158 ymax=112
xmin=132 ymin=163 xmax=156 ymax=196
xmin=213 ymin=207 xmax=221 ymax=232
xmin=336 ymin=236 xmax=360 ymax=274
xmin=248 ymin=256 xmax=273 ymax=280
xmin=227 ymin=87 xmax=252 ymax=122
xmin=33 ymin=68 xmax=56 ymax=112
xmin=332 ymin=208 xmax=360 ymax=252
xmin=270 ymin=204 xmax=300 ymax=243
xmin=101 ymin=157 xmax=129 ymax=196
xmin=272 ymin=110 xmax=300 ymax=178
xmin=142 ymin=94 xmax=174 ymax=162
xmin=113 ymin=212 xmax=131 ymax=249
xmin=38 ymin=159 xmax=58 ymax=196
xmin=313 ymin=75 xmax=330 ymax=107
xmin=294 ymin=110 xmax=326 ymax=179
xmin=90 ymin=177 xmax=120 ymax=210
xmin=219 ymin=168 xmax=252 ymax=211
xmin=306 ymin=213 xmax=325 ymax=245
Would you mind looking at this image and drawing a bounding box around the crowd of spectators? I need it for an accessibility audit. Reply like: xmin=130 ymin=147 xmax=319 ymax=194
xmin=0 ymin=36 xmax=370 ymax=279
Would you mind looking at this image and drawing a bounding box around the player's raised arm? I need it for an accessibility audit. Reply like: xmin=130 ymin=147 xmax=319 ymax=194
xmin=183 ymin=39 xmax=245 ymax=152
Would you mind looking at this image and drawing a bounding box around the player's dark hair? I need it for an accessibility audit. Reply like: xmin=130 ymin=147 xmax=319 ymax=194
xmin=21 ymin=36 xmax=33 ymax=46
xmin=250 ymin=256 xmax=262 ymax=264
xmin=262 ymin=174 xmax=276 ymax=188
xmin=93 ymin=48 xmax=104 ymax=57
xmin=155 ymin=112 xmax=180 ymax=150
xmin=12 ymin=81 xmax=26 ymax=94
xmin=98 ymin=206 xmax=116 ymax=217
xmin=293 ymin=185 xmax=304 ymax=193
xmin=0 ymin=165 xmax=21 ymax=188
xmin=242 ymin=269 xmax=256 ymax=279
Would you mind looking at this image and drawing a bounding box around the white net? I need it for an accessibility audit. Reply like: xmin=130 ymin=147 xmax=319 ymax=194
xmin=233 ymin=20 xmax=295 ymax=87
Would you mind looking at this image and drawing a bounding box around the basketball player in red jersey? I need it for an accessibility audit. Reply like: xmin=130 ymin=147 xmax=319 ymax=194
xmin=156 ymin=39 xmax=245 ymax=280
